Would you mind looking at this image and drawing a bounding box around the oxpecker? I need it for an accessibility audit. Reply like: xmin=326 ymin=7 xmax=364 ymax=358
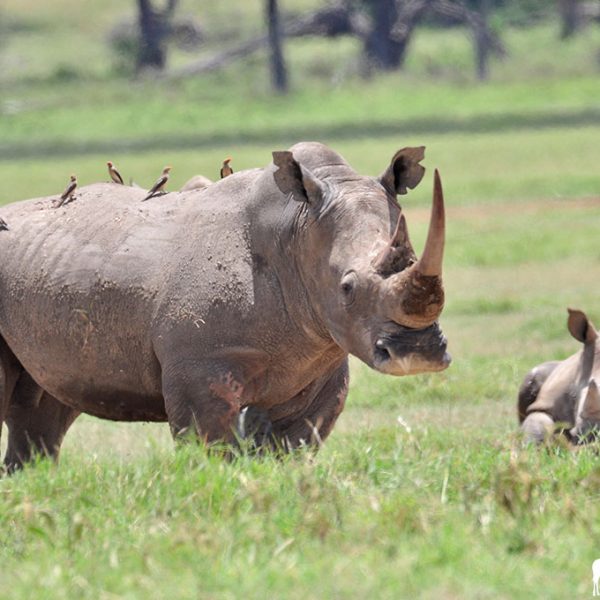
xmin=55 ymin=175 xmax=78 ymax=208
xmin=143 ymin=166 xmax=171 ymax=201
xmin=220 ymin=157 xmax=233 ymax=179
xmin=107 ymin=161 xmax=124 ymax=185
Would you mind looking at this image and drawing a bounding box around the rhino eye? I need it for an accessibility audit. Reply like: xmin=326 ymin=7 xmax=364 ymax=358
xmin=340 ymin=272 xmax=358 ymax=306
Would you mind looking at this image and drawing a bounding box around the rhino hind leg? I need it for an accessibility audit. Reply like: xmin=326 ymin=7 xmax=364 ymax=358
xmin=517 ymin=360 xmax=561 ymax=423
xmin=0 ymin=337 xmax=23 ymax=446
xmin=271 ymin=360 xmax=348 ymax=450
xmin=4 ymin=381 xmax=80 ymax=473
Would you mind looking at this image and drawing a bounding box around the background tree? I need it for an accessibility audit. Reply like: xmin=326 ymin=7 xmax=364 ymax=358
xmin=361 ymin=0 xmax=434 ymax=71
xmin=431 ymin=0 xmax=505 ymax=81
xmin=558 ymin=0 xmax=581 ymax=38
xmin=465 ymin=0 xmax=495 ymax=81
xmin=266 ymin=0 xmax=288 ymax=93
xmin=136 ymin=0 xmax=179 ymax=73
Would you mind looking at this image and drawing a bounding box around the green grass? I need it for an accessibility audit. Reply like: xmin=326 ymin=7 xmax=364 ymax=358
xmin=1 ymin=3 xmax=600 ymax=598
xmin=2 ymin=435 xmax=600 ymax=598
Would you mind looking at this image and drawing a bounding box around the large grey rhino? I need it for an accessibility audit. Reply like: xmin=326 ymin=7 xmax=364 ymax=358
xmin=0 ymin=142 xmax=450 ymax=471
xmin=518 ymin=308 xmax=600 ymax=444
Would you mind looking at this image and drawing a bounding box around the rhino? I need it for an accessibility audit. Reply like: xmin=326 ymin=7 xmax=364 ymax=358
xmin=180 ymin=174 xmax=213 ymax=192
xmin=518 ymin=308 xmax=600 ymax=444
xmin=0 ymin=142 xmax=450 ymax=471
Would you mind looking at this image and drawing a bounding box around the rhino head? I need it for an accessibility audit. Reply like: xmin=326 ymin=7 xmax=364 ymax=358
xmin=567 ymin=309 xmax=600 ymax=443
xmin=272 ymin=142 xmax=450 ymax=376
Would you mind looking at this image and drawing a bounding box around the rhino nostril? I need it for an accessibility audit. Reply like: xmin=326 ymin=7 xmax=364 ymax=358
xmin=375 ymin=339 xmax=391 ymax=361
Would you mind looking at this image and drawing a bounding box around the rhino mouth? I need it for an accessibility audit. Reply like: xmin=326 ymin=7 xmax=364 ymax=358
xmin=373 ymin=322 xmax=451 ymax=375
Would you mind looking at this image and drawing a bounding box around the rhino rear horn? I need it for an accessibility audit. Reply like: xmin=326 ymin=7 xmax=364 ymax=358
xmin=272 ymin=151 xmax=325 ymax=205
xmin=567 ymin=308 xmax=598 ymax=343
xmin=379 ymin=146 xmax=426 ymax=196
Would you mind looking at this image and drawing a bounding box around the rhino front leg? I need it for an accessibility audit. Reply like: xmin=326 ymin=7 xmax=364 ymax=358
xmin=4 ymin=389 xmax=80 ymax=473
xmin=161 ymin=361 xmax=244 ymax=444
xmin=271 ymin=360 xmax=348 ymax=449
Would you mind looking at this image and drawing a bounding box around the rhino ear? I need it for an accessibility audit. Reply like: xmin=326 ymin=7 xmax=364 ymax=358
xmin=272 ymin=151 xmax=325 ymax=205
xmin=567 ymin=308 xmax=598 ymax=343
xmin=581 ymin=380 xmax=600 ymax=420
xmin=378 ymin=146 xmax=426 ymax=196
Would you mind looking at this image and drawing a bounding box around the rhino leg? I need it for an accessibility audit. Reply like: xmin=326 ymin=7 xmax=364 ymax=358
xmin=4 ymin=384 xmax=80 ymax=473
xmin=162 ymin=362 xmax=244 ymax=444
xmin=521 ymin=412 xmax=555 ymax=444
xmin=271 ymin=360 xmax=348 ymax=449
xmin=0 ymin=337 xmax=23 ymax=445
xmin=236 ymin=406 xmax=273 ymax=449
xmin=517 ymin=360 xmax=561 ymax=423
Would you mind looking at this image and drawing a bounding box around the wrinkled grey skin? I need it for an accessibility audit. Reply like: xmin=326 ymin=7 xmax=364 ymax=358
xmin=180 ymin=174 xmax=213 ymax=192
xmin=519 ymin=308 xmax=600 ymax=444
xmin=0 ymin=142 xmax=450 ymax=471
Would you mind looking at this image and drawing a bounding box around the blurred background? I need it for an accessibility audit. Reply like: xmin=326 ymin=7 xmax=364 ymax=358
xmin=0 ymin=0 xmax=599 ymax=198
xmin=0 ymin=0 xmax=598 ymax=452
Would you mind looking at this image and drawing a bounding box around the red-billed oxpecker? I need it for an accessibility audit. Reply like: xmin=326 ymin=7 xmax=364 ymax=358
xmin=143 ymin=166 xmax=171 ymax=201
xmin=107 ymin=161 xmax=124 ymax=185
xmin=55 ymin=175 xmax=78 ymax=208
xmin=220 ymin=157 xmax=233 ymax=179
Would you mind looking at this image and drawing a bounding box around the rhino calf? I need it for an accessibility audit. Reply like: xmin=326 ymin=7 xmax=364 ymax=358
xmin=518 ymin=308 xmax=600 ymax=444
xmin=0 ymin=142 xmax=450 ymax=471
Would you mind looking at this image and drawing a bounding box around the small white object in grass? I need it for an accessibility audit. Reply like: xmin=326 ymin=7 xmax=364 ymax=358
xmin=397 ymin=415 xmax=412 ymax=434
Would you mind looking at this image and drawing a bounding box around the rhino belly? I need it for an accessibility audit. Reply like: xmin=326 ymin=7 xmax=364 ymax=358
xmin=2 ymin=331 xmax=167 ymax=421
xmin=3 ymin=326 xmax=166 ymax=421
xmin=0 ymin=280 xmax=166 ymax=421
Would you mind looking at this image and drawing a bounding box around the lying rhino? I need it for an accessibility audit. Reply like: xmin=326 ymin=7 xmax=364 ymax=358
xmin=0 ymin=142 xmax=450 ymax=471
xmin=518 ymin=308 xmax=600 ymax=444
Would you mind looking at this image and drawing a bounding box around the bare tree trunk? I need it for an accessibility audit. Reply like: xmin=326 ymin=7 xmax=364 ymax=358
xmin=363 ymin=0 xmax=433 ymax=71
xmin=364 ymin=0 xmax=399 ymax=70
xmin=473 ymin=0 xmax=491 ymax=81
xmin=559 ymin=0 xmax=581 ymax=38
xmin=266 ymin=0 xmax=288 ymax=93
xmin=392 ymin=0 xmax=436 ymax=69
xmin=136 ymin=0 xmax=178 ymax=73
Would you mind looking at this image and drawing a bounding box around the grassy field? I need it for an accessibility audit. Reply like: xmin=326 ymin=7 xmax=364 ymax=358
xmin=1 ymin=2 xmax=600 ymax=598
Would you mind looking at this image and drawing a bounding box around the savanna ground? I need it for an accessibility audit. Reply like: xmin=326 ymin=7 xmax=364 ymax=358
xmin=1 ymin=2 xmax=600 ymax=598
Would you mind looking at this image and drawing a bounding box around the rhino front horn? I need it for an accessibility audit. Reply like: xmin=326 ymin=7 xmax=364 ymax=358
xmin=416 ymin=169 xmax=445 ymax=277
